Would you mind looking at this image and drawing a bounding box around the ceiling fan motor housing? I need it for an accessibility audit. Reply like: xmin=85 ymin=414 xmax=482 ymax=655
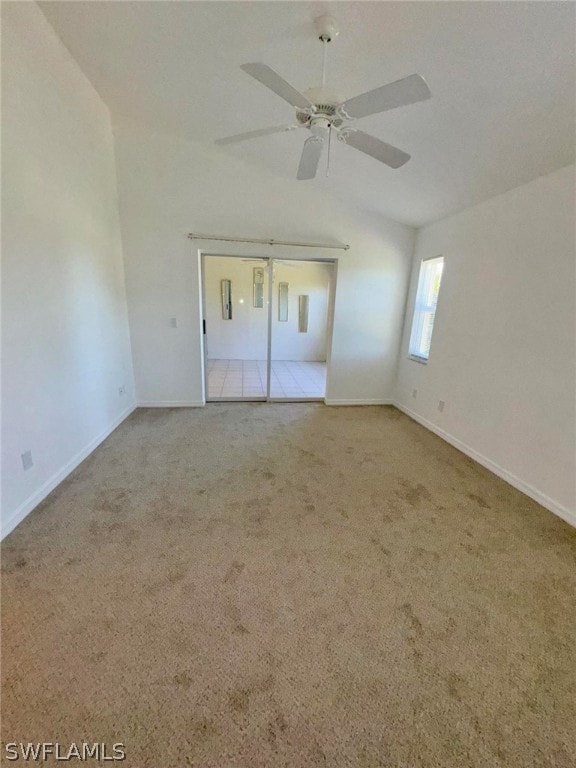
xmin=296 ymin=107 xmax=343 ymax=129
xmin=297 ymin=87 xmax=345 ymax=129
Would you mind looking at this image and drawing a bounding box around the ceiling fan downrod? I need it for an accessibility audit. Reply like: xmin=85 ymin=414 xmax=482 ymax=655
xmin=315 ymin=14 xmax=339 ymax=89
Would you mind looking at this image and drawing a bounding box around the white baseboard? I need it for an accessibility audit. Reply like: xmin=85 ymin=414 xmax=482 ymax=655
xmin=137 ymin=401 xmax=204 ymax=407
xmin=325 ymin=398 xmax=394 ymax=406
xmin=393 ymin=401 xmax=576 ymax=529
xmin=1 ymin=404 xmax=137 ymax=541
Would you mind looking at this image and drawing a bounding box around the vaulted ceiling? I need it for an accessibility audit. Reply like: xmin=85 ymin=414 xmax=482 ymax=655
xmin=39 ymin=1 xmax=575 ymax=226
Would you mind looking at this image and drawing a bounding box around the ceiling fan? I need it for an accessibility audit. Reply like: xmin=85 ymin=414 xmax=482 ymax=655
xmin=216 ymin=15 xmax=431 ymax=180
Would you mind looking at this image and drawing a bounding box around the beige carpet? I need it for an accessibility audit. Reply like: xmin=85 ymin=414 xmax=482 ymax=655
xmin=2 ymin=404 xmax=575 ymax=767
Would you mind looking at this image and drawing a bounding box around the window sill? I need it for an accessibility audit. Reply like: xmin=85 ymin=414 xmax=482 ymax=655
xmin=408 ymin=355 xmax=428 ymax=365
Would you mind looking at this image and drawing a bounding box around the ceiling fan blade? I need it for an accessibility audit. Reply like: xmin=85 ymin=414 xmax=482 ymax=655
xmin=340 ymin=130 xmax=410 ymax=169
xmin=297 ymin=137 xmax=324 ymax=180
xmin=240 ymin=63 xmax=314 ymax=110
xmin=339 ymin=74 xmax=431 ymax=120
xmin=215 ymin=124 xmax=298 ymax=146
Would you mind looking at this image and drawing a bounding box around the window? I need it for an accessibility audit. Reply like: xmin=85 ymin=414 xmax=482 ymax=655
xmin=409 ymin=256 xmax=444 ymax=362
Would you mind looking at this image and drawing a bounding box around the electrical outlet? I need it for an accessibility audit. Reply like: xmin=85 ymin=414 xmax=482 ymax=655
xmin=21 ymin=450 xmax=33 ymax=471
xmin=438 ymin=400 xmax=445 ymax=412
xmin=169 ymin=317 xmax=177 ymax=328
xmin=412 ymin=389 xmax=418 ymax=399
xmin=119 ymin=385 xmax=126 ymax=396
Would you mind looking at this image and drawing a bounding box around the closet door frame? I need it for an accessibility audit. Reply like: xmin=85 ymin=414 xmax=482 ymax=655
xmin=199 ymin=251 xmax=338 ymax=404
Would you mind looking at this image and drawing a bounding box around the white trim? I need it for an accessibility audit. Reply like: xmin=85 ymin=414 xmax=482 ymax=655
xmin=393 ymin=402 xmax=576 ymax=528
xmin=197 ymin=250 xmax=207 ymax=407
xmin=1 ymin=404 xmax=137 ymax=541
xmin=325 ymin=398 xmax=394 ymax=406
xmin=137 ymin=401 xmax=204 ymax=407
xmin=266 ymin=258 xmax=273 ymax=400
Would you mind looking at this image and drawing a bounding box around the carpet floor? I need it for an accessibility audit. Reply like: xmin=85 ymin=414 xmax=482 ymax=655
xmin=1 ymin=404 xmax=575 ymax=768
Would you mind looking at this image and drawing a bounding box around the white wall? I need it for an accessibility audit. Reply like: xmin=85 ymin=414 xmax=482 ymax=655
xmin=1 ymin=3 xmax=135 ymax=537
xmin=113 ymin=118 xmax=416 ymax=406
xmin=395 ymin=165 xmax=576 ymax=523
xmin=271 ymin=260 xmax=332 ymax=362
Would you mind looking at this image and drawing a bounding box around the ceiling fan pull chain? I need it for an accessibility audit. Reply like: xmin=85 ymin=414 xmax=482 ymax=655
xmin=326 ymin=126 xmax=332 ymax=177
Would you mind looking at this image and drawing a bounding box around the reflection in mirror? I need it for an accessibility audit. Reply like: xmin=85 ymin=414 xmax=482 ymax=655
xmin=221 ymin=279 xmax=232 ymax=319
xmin=278 ymin=282 xmax=289 ymax=321
xmin=253 ymin=267 xmax=265 ymax=308
xmin=298 ymin=295 xmax=309 ymax=333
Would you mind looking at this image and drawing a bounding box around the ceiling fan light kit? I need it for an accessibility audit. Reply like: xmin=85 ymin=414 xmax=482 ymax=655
xmin=216 ymin=15 xmax=431 ymax=181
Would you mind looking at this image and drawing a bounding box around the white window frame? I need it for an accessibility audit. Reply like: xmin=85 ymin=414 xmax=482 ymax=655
xmin=408 ymin=255 xmax=444 ymax=363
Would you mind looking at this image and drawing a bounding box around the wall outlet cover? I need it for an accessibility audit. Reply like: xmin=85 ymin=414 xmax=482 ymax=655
xmin=21 ymin=450 xmax=33 ymax=471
